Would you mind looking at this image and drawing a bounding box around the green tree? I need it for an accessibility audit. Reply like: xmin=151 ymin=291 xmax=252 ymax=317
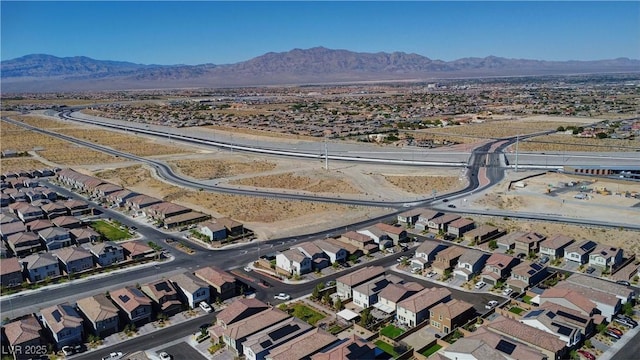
xmin=488 ymin=240 xmax=498 ymax=250
xmin=312 ymin=285 xmax=320 ymax=300
xmin=556 ymin=126 xmax=565 ymax=132
xmin=359 ymin=308 xmax=372 ymax=328
xmin=622 ymin=301 xmax=634 ymax=316
xmin=334 ymin=297 xmax=343 ymax=311
xmin=322 ymin=292 xmax=331 ymax=304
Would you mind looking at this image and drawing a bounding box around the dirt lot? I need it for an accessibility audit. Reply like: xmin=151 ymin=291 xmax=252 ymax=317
xmin=230 ymin=171 xmax=362 ymax=194
xmin=0 ymin=158 xmax=51 ymax=173
xmin=514 ymin=133 xmax=638 ymax=152
xmin=383 ymin=175 xmax=463 ymax=194
xmin=171 ymin=157 xmax=277 ymax=179
xmin=467 ymin=171 xmax=640 ymax=255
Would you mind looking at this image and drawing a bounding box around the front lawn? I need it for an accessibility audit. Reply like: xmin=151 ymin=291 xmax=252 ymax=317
xmin=381 ymin=324 xmax=405 ymax=339
xmin=375 ymin=340 xmax=399 ymax=357
xmin=291 ymin=303 xmax=325 ymax=326
xmin=522 ymin=295 xmax=533 ymax=304
xmin=90 ymin=220 xmax=131 ymax=241
xmin=421 ymin=344 xmax=442 ymax=357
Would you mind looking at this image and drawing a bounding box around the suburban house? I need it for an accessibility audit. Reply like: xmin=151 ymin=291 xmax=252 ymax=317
xmin=554 ymin=282 xmax=621 ymax=321
xmin=396 ymin=287 xmax=452 ymax=328
xmin=506 ymin=261 xmax=548 ymax=293
xmin=141 ymin=279 xmax=183 ymax=316
xmin=564 ymin=240 xmax=598 ymax=264
xmin=222 ymin=308 xmax=291 ymax=355
xmin=0 ymin=257 xmax=23 ymax=288
xmin=429 ymin=299 xmax=475 ymax=334
xmin=62 ymin=199 xmax=91 ymax=217
xmin=25 ymin=219 xmax=53 ymax=233
xmin=264 ymin=328 xmax=338 ymax=360
xmin=397 ymin=208 xmax=430 ymax=226
xmin=242 ymin=317 xmax=313 ymax=360
xmin=313 ymin=239 xmax=347 ymax=263
xmin=82 ymin=241 xmax=125 ymax=267
xmin=276 ymin=249 xmax=312 ymax=275
xmin=339 ymin=231 xmax=378 ymax=254
xmin=356 ymin=226 xmax=388 ymax=246
xmin=52 ymin=246 xmax=94 ymax=275
xmin=76 ymin=293 xmax=120 ymax=337
xmin=92 ymin=183 xmax=123 ymax=198
xmin=20 ymin=252 xmax=61 ymax=282
xmin=194 ymin=266 xmax=237 ymax=301
xmin=463 ymin=225 xmax=502 ymax=245
xmin=376 ymin=282 xmax=424 ymax=313
xmin=565 ymin=273 xmax=634 ymax=305
xmin=426 ymin=213 xmax=461 ymax=233
xmin=2 ymin=315 xmax=44 ymax=360
xmin=336 ymin=266 xmax=385 ymax=299
xmin=352 ymin=274 xmax=404 ymax=309
xmin=215 ymin=217 xmax=245 ymax=237
xmin=15 ymin=204 xmax=44 ymax=223
xmin=40 ymin=202 xmax=68 ymax=219
xmin=110 ymin=286 xmax=153 ymax=325
xmin=310 ymin=335 xmax=377 ymax=360
xmin=69 ymin=227 xmax=101 ymax=245
xmin=214 ymin=298 xmax=269 ymax=329
xmin=40 ymin=303 xmax=84 ymax=348
xmin=432 ymin=245 xmax=466 ymax=275
xmin=297 ymin=242 xmax=330 ymax=270
xmin=443 ymin=329 xmax=547 ymax=360
xmin=588 ymin=244 xmax=623 ymax=269
xmin=6 ymin=231 xmax=42 ymax=257
xmin=447 ymin=218 xmax=475 ymax=238
xmin=374 ymin=222 xmax=407 ymax=245
xmin=125 ymin=194 xmax=163 ymax=212
xmin=539 ymin=234 xmax=575 ymax=260
xmin=38 ymin=227 xmax=72 ymax=251
xmin=0 ymin=221 xmax=27 ymax=241
xmin=480 ymin=253 xmax=520 ymax=286
xmin=51 ymin=216 xmax=82 ymax=229
xmin=170 ymin=272 xmax=211 ymax=308
xmin=200 ymin=221 xmax=228 ymax=241
xmin=538 ymin=302 xmax=595 ymax=338
xmin=121 ymin=240 xmax=155 ymax=260
xmin=521 ymin=308 xmax=582 ymax=347
xmin=540 ymin=288 xmax=599 ymax=319
xmin=485 ymin=316 xmax=568 ymax=360
xmin=106 ymin=189 xmax=138 ymax=206
xmin=144 ymin=202 xmax=191 ymax=220
xmin=453 ymin=249 xmax=490 ymax=282
xmin=514 ymin=232 xmax=546 ymax=255
xmin=411 ymin=241 xmax=449 ymax=270
xmin=414 ymin=210 xmax=443 ymax=231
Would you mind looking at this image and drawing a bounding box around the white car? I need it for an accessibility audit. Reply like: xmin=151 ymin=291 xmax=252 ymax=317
xmin=244 ymin=266 xmax=252 ymax=272
xmin=158 ymin=352 xmax=172 ymax=360
xmin=199 ymin=302 xmax=213 ymax=313
xmin=427 ymin=271 xmax=437 ymax=278
xmin=502 ymin=288 xmax=513 ymax=296
xmin=474 ymin=281 xmax=486 ymax=289
xmin=485 ymin=300 xmax=499 ymax=309
xmin=274 ymin=293 xmax=291 ymax=301
xmin=101 ymin=352 xmax=124 ymax=360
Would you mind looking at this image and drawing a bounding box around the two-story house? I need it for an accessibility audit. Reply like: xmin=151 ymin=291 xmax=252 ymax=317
xmin=396 ymin=287 xmax=452 ymax=328
xmin=463 ymin=225 xmax=502 ymax=245
xmin=51 ymin=216 xmax=82 ymax=229
xmin=336 ymin=266 xmax=385 ymax=299
xmin=485 ymin=316 xmax=568 ymax=360
xmin=427 ymin=213 xmax=462 ymax=233
xmin=20 ymin=252 xmax=60 ymax=282
xmin=170 ymin=272 xmax=211 ymax=308
xmin=110 ymin=286 xmax=153 ymax=325
xmin=25 ymin=219 xmax=53 ymax=233
xmin=199 ymin=221 xmax=228 ymax=241
xmin=514 ymin=232 xmax=546 ymax=255
xmin=62 ymin=199 xmax=91 ymax=217
xmin=432 ymin=246 xmax=466 ymax=275
xmin=40 ymin=303 xmax=84 ymax=348
xmin=414 ymin=210 xmax=443 ymax=231
xmin=38 ymin=227 xmax=72 ymax=251
xmin=0 ymin=257 xmax=24 ymax=288
xmin=453 ymin=249 xmax=490 ymax=282
xmin=539 ymin=234 xmax=575 ymax=260
xmin=121 ymin=240 xmax=155 ymax=260
xmin=6 ymin=231 xmax=42 ymax=257
xmin=339 ymin=231 xmax=378 ymax=254
xmin=297 ymin=242 xmax=330 ymax=270
xmin=40 ymin=202 xmax=68 ymax=220
xmin=242 ymin=317 xmax=313 ymax=360
xmin=2 ymin=315 xmax=44 ymax=360
xmin=313 ymin=239 xmax=347 ymax=264
xmin=222 ymin=308 xmax=291 ymax=355
xmin=506 ymin=261 xmax=548 ymax=293
xmin=275 ymin=249 xmax=312 ymax=275
xmin=16 ymin=204 xmax=44 ymax=223
xmin=376 ymin=282 xmax=423 ymax=313
xmin=194 ymin=266 xmax=237 ymax=301
xmin=480 ymin=253 xmax=520 ymax=286
xmin=52 ymin=247 xmax=94 ymax=275
xmin=76 ymin=293 xmax=120 ymax=337
xmin=352 ymin=274 xmax=404 ymax=309
xmin=447 ymin=218 xmax=475 ymax=238
xmin=82 ymin=241 xmax=124 ymax=267
xmin=429 ymin=299 xmax=476 ymax=334
xmin=141 ymin=279 xmax=183 ymax=317
xmin=397 ymin=208 xmax=431 ymax=226
xmin=374 ymin=222 xmax=407 ymax=245
xmin=411 ymin=241 xmax=449 ymax=271
xmin=521 ymin=307 xmax=582 ymax=347
xmin=588 ymin=244 xmax=623 ymax=270
xmin=69 ymin=227 xmax=101 ymax=245
xmin=564 ymin=240 xmax=598 ymax=264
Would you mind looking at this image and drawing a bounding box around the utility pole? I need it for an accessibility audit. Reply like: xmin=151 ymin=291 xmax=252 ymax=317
xmin=324 ymin=138 xmax=328 ymax=171
xmin=515 ymin=135 xmax=519 ymax=172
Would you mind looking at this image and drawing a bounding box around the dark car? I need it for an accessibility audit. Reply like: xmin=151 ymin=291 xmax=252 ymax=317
xmin=442 ymin=199 xmax=449 ymax=202
xmin=447 ymin=204 xmax=456 ymax=208
xmin=605 ymin=329 xmax=621 ymax=339
xmin=616 ymin=280 xmax=631 ymax=286
xmin=586 ymin=266 xmax=596 ymax=274
xmin=617 ymin=315 xmax=638 ymax=327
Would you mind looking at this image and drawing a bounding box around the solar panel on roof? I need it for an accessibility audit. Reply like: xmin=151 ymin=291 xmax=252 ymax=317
xmin=545 ymin=311 xmax=556 ymax=319
xmin=552 ymin=322 xmax=574 ymax=336
xmin=524 ymin=309 xmax=544 ymax=318
xmin=556 ymin=310 xmax=587 ymax=324
xmin=267 ymin=324 xmax=300 ymax=341
xmin=260 ymin=340 xmax=272 ymax=348
xmin=496 ymin=339 xmax=517 ymax=355
xmin=52 ymin=309 xmax=62 ymax=322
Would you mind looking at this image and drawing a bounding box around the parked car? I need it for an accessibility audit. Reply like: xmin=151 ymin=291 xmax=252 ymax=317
xmin=447 ymin=204 xmax=456 ymax=208
xmin=427 ymin=271 xmax=437 ymax=278
xmin=199 ymin=302 xmax=213 ymax=313
xmin=158 ymin=352 xmax=172 ymax=360
xmin=502 ymin=288 xmax=513 ymax=296
xmin=485 ymin=300 xmax=499 ymax=309
xmin=475 ymin=281 xmax=487 ymax=289
xmin=101 ymin=352 xmax=124 ymax=360
xmin=62 ymin=345 xmax=85 ymax=356
xmin=577 ymin=350 xmax=596 ymax=360
xmin=616 ymin=280 xmax=631 ymax=286
xmin=540 ymin=256 xmax=549 ymax=264
xmin=607 ymin=327 xmax=623 ymax=337
xmin=605 ymin=329 xmax=621 ymax=339
xmin=614 ymin=317 xmax=637 ymax=328
xmin=243 ymin=266 xmax=252 ymax=272
xmin=616 ymin=315 xmax=638 ymax=327
xmin=586 ymin=266 xmax=596 ymax=274
xmin=274 ymin=293 xmax=291 ymax=301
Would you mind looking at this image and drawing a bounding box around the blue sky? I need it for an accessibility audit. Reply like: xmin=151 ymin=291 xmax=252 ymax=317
xmin=2 ymin=1 xmax=639 ymax=65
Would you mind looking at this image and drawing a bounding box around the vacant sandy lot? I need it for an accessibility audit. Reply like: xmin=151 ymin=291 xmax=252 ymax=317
xmin=0 ymin=158 xmax=51 ymax=173
xmin=171 ymin=157 xmax=277 ymax=179
xmin=383 ymin=175 xmax=463 ymax=194
xmin=230 ymin=171 xmax=362 ymax=194
xmin=12 ymin=114 xmax=75 ymax=129
xmin=514 ymin=133 xmax=639 ymax=152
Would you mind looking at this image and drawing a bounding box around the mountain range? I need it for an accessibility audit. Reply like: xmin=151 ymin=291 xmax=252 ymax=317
xmin=2 ymin=47 xmax=639 ymax=92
